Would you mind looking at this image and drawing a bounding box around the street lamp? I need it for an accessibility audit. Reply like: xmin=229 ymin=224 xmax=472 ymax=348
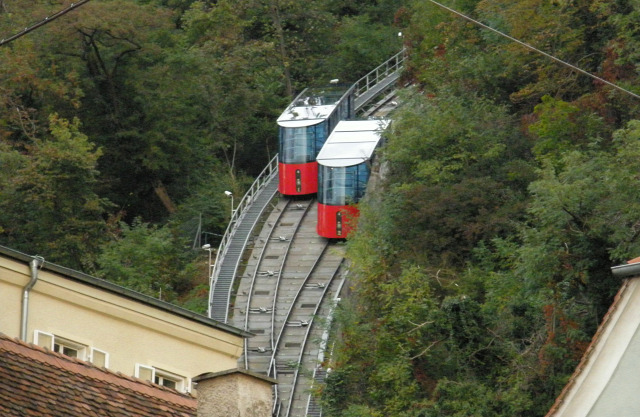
xmin=224 ymin=190 xmax=234 ymax=219
xmin=201 ymin=244 xmax=213 ymax=279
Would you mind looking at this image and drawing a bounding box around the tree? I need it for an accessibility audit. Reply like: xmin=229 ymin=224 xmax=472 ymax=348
xmin=0 ymin=114 xmax=110 ymax=271
xmin=375 ymin=90 xmax=532 ymax=264
xmin=96 ymin=218 xmax=198 ymax=301
xmin=528 ymin=95 xmax=607 ymax=161
xmin=322 ymin=14 xmax=404 ymax=83
xmin=522 ymin=120 xmax=640 ymax=318
xmin=322 ymin=1 xmax=640 ymax=415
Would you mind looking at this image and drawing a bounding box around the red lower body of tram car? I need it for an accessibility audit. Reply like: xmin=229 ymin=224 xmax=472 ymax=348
xmin=278 ymin=162 xmax=318 ymax=195
xmin=317 ymin=203 xmax=359 ymax=239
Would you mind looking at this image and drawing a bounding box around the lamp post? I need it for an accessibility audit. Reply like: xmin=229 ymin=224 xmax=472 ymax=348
xmin=201 ymin=244 xmax=213 ymax=279
xmin=224 ymin=190 xmax=234 ymax=219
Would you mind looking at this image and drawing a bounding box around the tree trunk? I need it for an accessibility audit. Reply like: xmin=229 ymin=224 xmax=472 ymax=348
xmin=153 ymin=180 xmax=177 ymax=214
xmin=269 ymin=1 xmax=293 ymax=97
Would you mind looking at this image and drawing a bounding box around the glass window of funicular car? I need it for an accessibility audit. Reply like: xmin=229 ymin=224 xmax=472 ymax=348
xmin=319 ymin=163 xmax=370 ymax=206
xmin=279 ymin=122 xmax=327 ymax=164
xmin=313 ymin=122 xmax=328 ymax=158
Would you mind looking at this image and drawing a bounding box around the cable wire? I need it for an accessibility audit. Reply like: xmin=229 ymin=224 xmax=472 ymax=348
xmin=427 ymin=0 xmax=640 ymax=100
xmin=0 ymin=0 xmax=92 ymax=47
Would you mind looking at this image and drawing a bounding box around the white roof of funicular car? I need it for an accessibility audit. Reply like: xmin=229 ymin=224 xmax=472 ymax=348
xmin=316 ymin=120 xmax=390 ymax=167
xmin=277 ymin=86 xmax=350 ymax=128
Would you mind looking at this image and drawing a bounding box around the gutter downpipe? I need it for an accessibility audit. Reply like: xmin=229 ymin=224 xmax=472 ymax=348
xmin=20 ymin=256 xmax=44 ymax=341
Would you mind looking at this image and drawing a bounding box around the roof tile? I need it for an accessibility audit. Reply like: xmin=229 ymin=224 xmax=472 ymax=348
xmin=0 ymin=333 xmax=196 ymax=417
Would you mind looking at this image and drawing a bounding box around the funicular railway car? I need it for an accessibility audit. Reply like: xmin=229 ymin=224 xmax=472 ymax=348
xmin=277 ymin=83 xmax=355 ymax=195
xmin=316 ymin=119 xmax=390 ymax=238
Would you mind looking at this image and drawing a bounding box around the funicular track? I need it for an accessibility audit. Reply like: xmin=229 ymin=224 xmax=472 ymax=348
xmin=231 ymin=196 xmax=347 ymax=416
xmin=210 ymin=50 xmax=405 ymax=417
xmin=227 ymin=102 xmax=397 ymax=416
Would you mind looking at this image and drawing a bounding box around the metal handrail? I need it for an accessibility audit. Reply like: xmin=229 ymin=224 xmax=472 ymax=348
xmin=353 ymin=48 xmax=406 ymax=99
xmin=207 ymin=154 xmax=279 ymax=318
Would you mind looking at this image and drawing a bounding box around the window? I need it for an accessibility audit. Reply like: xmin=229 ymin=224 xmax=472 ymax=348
xmin=279 ymin=123 xmax=327 ymax=164
xmin=34 ymin=330 xmax=54 ymax=350
xmin=35 ymin=330 xmax=86 ymax=358
xmin=53 ymin=339 xmax=84 ymax=358
xmin=135 ymin=364 xmax=189 ymax=392
xmin=319 ymin=165 xmax=368 ymax=206
xmin=155 ymin=371 xmax=179 ymax=390
xmin=34 ymin=330 xmax=108 ymax=367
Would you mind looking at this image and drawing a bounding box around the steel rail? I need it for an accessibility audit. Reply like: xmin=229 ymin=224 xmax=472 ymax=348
xmin=261 ymin=199 xmax=314 ymax=416
xmin=268 ymin=241 xmax=330 ymax=378
xmin=208 ymin=50 xmax=405 ymax=416
xmin=241 ymin=199 xmax=291 ymax=369
xmin=240 ymin=199 xmax=312 ymax=370
xmin=268 ymin=201 xmax=314 ymax=352
xmin=281 ymin=259 xmax=344 ymax=417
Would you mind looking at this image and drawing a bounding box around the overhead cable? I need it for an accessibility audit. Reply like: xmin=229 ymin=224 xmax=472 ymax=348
xmin=427 ymin=0 xmax=640 ymax=100
xmin=0 ymin=0 xmax=92 ymax=47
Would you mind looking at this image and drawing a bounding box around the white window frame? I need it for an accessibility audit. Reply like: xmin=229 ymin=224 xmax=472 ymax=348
xmin=154 ymin=368 xmax=185 ymax=392
xmin=135 ymin=363 xmax=156 ymax=381
xmin=34 ymin=330 xmax=54 ymax=350
xmin=89 ymin=347 xmax=110 ymax=368
xmin=135 ymin=364 xmax=189 ymax=393
xmin=33 ymin=330 xmax=91 ymax=361
xmin=52 ymin=337 xmax=86 ymax=359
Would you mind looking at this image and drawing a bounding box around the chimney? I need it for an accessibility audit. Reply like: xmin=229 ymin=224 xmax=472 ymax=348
xmin=193 ymin=368 xmax=277 ymax=417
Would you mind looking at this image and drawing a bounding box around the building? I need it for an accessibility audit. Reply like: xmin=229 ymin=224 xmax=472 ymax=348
xmin=0 ymin=244 xmax=251 ymax=393
xmin=0 ymin=333 xmax=276 ymax=417
xmin=546 ymin=257 xmax=640 ymax=416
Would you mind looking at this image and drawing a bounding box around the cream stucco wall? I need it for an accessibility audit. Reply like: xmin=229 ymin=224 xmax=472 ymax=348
xmin=0 ymin=250 xmax=248 ymax=390
xmin=0 ymin=259 xmax=23 ymax=337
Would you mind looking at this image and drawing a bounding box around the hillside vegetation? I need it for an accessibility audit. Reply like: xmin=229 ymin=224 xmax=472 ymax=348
xmin=2 ymin=1 xmax=640 ymax=414
xmin=323 ymin=1 xmax=640 ymax=416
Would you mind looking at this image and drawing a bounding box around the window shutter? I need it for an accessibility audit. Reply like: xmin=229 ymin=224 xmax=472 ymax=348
xmin=34 ymin=330 xmax=54 ymax=350
xmin=135 ymin=364 xmax=155 ymax=382
xmin=90 ymin=348 xmax=109 ymax=368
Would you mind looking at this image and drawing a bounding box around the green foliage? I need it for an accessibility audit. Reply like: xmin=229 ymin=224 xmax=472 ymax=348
xmin=96 ymin=218 xmax=198 ymax=301
xmin=324 ymin=2 xmax=640 ymax=415
xmin=322 ymin=14 xmax=404 ymax=83
xmin=528 ymin=95 xmax=606 ymax=160
xmin=373 ymin=90 xmax=532 ymax=264
xmin=384 ymin=91 xmax=521 ymax=184
xmin=0 ymin=114 xmax=110 ymax=271
xmin=5 ymin=1 xmax=640 ymax=414
xmin=522 ymin=119 xmax=640 ymax=314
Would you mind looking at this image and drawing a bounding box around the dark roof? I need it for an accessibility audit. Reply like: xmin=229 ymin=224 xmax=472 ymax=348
xmin=194 ymin=368 xmax=277 ymax=385
xmin=0 ymin=333 xmax=196 ymax=417
xmin=0 ymin=245 xmax=251 ymax=338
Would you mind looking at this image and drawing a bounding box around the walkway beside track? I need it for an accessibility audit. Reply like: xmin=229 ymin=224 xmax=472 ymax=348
xmin=354 ymin=48 xmax=405 ymax=114
xmin=355 ymin=71 xmax=400 ymax=110
xmin=209 ymin=156 xmax=279 ymax=322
